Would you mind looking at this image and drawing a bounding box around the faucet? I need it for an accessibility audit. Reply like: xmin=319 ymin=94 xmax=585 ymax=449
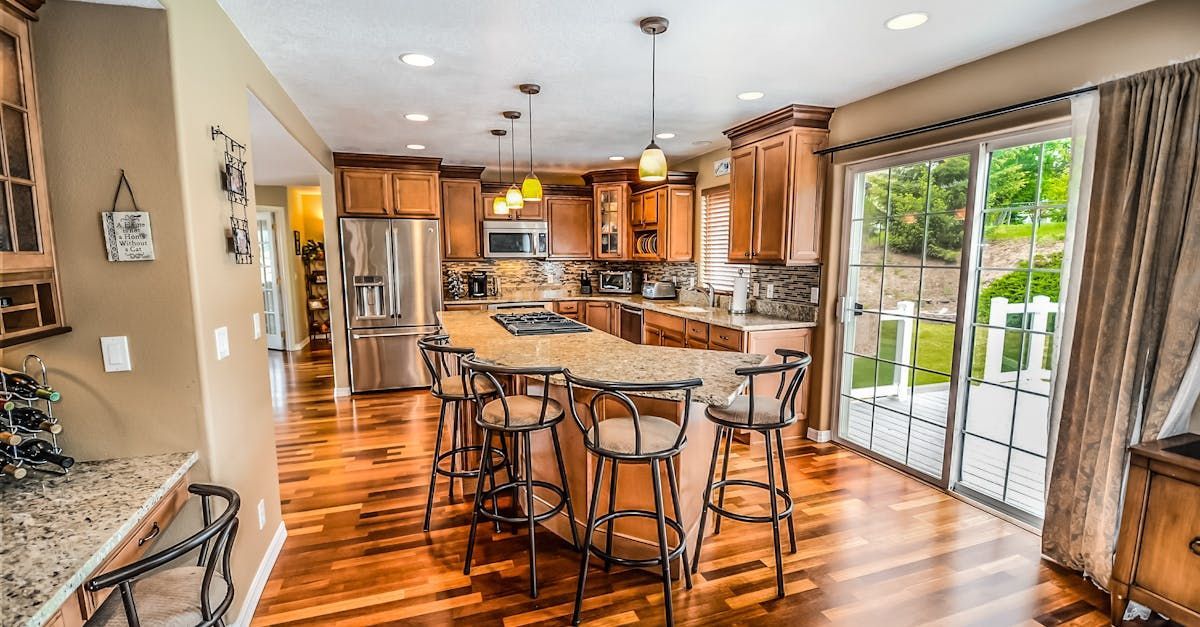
xmin=703 ymin=282 xmax=716 ymax=307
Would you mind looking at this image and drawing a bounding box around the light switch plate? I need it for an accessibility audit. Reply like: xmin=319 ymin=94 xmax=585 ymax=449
xmin=252 ymin=313 xmax=261 ymax=339
xmin=810 ymin=287 xmax=820 ymax=304
xmin=765 ymin=284 xmax=775 ymax=299
xmin=751 ymin=282 xmax=760 ymax=297
xmin=100 ymin=336 xmax=132 ymax=372
xmin=257 ymin=499 xmax=266 ymax=530
xmin=215 ymin=326 xmax=230 ymax=360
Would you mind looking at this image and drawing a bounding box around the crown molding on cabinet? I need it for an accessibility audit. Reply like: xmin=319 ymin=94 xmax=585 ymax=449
xmin=723 ymin=104 xmax=834 ymax=149
xmin=332 ymin=152 xmax=443 ymax=171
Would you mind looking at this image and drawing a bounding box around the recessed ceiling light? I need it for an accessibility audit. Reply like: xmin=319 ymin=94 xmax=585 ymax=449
xmin=655 ymin=132 xmax=675 ymax=139
xmin=406 ymin=144 xmax=425 ymax=150
xmin=692 ymin=140 xmax=712 ymax=146
xmin=609 ymin=156 xmax=625 ymax=161
xmin=885 ymin=12 xmax=928 ymax=30
xmin=404 ymin=113 xmax=429 ymax=122
xmin=399 ymin=53 xmax=435 ymax=67
xmin=737 ymin=91 xmax=764 ymax=101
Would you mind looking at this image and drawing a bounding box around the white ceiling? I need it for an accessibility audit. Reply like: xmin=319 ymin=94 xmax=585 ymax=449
xmin=218 ymin=0 xmax=1149 ymax=176
xmin=248 ymin=94 xmax=324 ymax=186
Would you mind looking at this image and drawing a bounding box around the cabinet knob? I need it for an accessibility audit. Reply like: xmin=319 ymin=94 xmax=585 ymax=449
xmin=1190 ymin=537 xmax=1200 ymax=556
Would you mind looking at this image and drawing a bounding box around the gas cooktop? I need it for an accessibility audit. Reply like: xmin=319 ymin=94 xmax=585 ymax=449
xmin=492 ymin=311 xmax=592 ymax=336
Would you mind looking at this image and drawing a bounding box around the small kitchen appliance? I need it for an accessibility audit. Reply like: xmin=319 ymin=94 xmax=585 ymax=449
xmin=482 ymin=220 xmax=548 ymax=258
xmin=468 ymin=271 xmax=491 ymax=298
xmin=641 ymin=280 xmax=678 ymax=300
xmin=579 ymin=270 xmax=592 ymax=295
xmin=597 ymin=270 xmax=643 ymax=295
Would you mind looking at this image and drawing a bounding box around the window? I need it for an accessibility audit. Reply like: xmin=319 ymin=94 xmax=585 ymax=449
xmin=699 ymin=187 xmax=746 ymax=291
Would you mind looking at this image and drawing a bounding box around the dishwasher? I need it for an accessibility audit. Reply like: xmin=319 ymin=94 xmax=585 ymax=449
xmin=619 ymin=305 xmax=643 ymax=344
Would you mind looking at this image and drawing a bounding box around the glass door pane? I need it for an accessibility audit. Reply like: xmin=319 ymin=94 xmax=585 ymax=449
xmin=956 ymin=136 xmax=1071 ymax=521
xmin=839 ymin=153 xmax=971 ymax=482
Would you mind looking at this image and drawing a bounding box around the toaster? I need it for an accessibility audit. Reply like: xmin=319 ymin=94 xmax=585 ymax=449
xmin=641 ymin=281 xmax=678 ymax=300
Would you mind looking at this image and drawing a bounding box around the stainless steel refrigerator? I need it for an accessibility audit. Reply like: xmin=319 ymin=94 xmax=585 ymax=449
xmin=340 ymin=218 xmax=442 ymax=392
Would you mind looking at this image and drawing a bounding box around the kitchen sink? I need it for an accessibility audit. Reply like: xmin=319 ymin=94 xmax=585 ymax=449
xmin=667 ymin=305 xmax=711 ymax=313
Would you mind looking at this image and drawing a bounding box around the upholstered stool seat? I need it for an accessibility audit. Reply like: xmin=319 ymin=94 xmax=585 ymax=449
xmin=480 ymin=395 xmax=563 ymax=428
xmin=438 ymin=375 xmax=497 ymax=399
xmin=705 ymin=395 xmax=786 ymax=427
xmin=586 ymin=415 xmax=680 ymax=455
xmin=87 ymin=567 xmax=228 ymax=627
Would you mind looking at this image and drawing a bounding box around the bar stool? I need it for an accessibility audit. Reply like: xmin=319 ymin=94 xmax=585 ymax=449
xmin=692 ymin=349 xmax=811 ymax=598
xmin=563 ymin=371 xmax=702 ymax=626
xmin=461 ymin=358 xmax=579 ymax=598
xmin=417 ymin=334 xmax=504 ymax=532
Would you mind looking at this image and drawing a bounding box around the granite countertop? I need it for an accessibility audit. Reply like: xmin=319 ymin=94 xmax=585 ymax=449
xmin=439 ymin=310 xmax=766 ymax=405
xmin=445 ymin=289 xmax=817 ymax=332
xmin=1 ymin=451 xmax=198 ymax=627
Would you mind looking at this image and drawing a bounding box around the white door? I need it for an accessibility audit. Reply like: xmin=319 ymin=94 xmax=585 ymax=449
xmin=256 ymin=212 xmax=285 ymax=350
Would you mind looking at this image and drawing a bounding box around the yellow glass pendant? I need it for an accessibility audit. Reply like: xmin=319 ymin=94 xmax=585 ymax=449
xmin=638 ymin=142 xmax=667 ymax=182
xmin=521 ymin=173 xmax=543 ymax=202
xmin=505 ymin=185 xmax=525 ymax=209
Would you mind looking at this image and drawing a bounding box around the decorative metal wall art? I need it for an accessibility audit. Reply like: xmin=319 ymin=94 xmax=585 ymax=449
xmin=211 ymin=125 xmax=253 ymax=264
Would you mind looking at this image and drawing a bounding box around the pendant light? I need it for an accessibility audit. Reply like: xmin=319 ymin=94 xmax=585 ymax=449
xmin=519 ymin=83 xmax=543 ymax=202
xmin=490 ymin=129 xmax=510 ymax=215
xmin=638 ymin=16 xmax=669 ymax=182
xmin=502 ymin=111 xmax=525 ymax=210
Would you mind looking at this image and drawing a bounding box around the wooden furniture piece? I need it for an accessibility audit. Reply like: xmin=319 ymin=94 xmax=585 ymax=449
xmin=439 ymin=166 xmax=485 ymax=260
xmin=553 ymin=300 xmax=580 ymax=320
xmin=723 ymin=104 xmax=832 ymax=265
xmin=0 ymin=1 xmax=68 ymax=348
xmin=303 ymin=247 xmax=330 ymax=341
xmin=481 ymin=182 xmax=592 ymax=222
xmin=593 ymin=182 xmax=629 ymax=259
xmin=1112 ymin=433 xmax=1200 ymax=626
xmin=546 ymin=196 xmax=594 ymax=260
xmin=642 ymin=310 xmax=686 ymax=348
xmin=444 ymin=303 xmax=487 ymax=311
xmin=583 ymin=169 xmax=696 ymax=263
xmin=582 ymin=301 xmax=614 ymax=334
xmin=334 ymin=153 xmax=442 ymax=218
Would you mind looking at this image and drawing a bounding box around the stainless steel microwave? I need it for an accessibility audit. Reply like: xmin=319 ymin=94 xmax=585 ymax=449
xmin=597 ymin=270 xmax=643 ymax=294
xmin=482 ymin=221 xmax=548 ymax=258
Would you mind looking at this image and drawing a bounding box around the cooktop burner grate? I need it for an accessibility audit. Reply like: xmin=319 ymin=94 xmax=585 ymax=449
xmin=492 ymin=311 xmax=592 ymax=336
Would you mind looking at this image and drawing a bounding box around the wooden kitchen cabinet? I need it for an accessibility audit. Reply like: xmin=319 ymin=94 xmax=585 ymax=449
xmin=443 ymin=303 xmax=486 ymax=311
xmin=339 ymin=169 xmax=391 ymax=215
xmin=594 ymin=183 xmax=629 ymax=259
xmin=685 ymin=319 xmax=709 ymax=349
xmin=630 ymin=184 xmax=693 ymax=262
xmin=440 ymin=178 xmax=483 ymax=260
xmin=724 ymin=104 xmax=832 ymax=265
xmin=582 ymin=301 xmax=612 ymax=333
xmin=643 ymin=310 xmax=685 ymax=347
xmin=546 ymin=196 xmax=593 ymax=260
xmin=335 ymin=154 xmax=443 ymax=218
xmin=391 ymin=171 xmax=440 ymax=217
xmin=554 ymin=300 xmax=579 ymax=320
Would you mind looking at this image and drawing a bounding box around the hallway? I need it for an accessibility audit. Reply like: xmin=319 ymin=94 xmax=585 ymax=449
xmin=252 ymin=346 xmax=1109 ymax=626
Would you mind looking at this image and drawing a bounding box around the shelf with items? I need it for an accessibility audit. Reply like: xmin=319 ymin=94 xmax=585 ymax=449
xmin=2 ymin=354 xmax=74 ymax=481
xmin=0 ymin=272 xmax=69 ymax=347
xmin=302 ymin=240 xmax=331 ymax=341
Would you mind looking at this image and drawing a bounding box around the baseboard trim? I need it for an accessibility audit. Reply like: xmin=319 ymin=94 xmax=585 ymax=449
xmin=333 ymin=387 xmax=351 ymax=398
xmin=806 ymin=428 xmax=832 ymax=443
xmin=287 ymin=336 xmax=311 ymax=352
xmin=231 ymin=521 xmax=287 ymax=627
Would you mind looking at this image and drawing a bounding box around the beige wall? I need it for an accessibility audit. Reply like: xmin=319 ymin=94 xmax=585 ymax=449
xmin=254 ymin=184 xmax=287 ymax=207
xmin=811 ymin=0 xmax=1200 ymax=434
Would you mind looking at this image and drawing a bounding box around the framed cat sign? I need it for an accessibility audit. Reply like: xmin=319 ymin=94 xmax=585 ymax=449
xmin=102 ymin=170 xmax=156 ymax=262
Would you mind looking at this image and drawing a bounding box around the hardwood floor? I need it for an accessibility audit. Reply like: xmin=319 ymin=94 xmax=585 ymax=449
xmin=252 ymin=345 xmax=1110 ymax=626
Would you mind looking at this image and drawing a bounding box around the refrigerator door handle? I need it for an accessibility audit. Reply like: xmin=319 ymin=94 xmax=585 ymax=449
xmin=386 ymin=224 xmax=399 ymax=319
xmin=351 ymin=328 xmax=439 ymax=340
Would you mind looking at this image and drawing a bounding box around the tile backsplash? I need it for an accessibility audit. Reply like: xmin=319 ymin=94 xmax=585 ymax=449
xmin=442 ymin=258 xmax=820 ymax=321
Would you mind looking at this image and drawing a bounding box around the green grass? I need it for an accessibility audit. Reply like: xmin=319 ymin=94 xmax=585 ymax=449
xmin=850 ymin=319 xmax=1028 ymax=391
xmin=984 ymin=220 xmax=1067 ymax=242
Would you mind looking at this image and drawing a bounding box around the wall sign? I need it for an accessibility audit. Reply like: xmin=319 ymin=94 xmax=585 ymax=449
xmin=713 ymin=157 xmax=731 ymax=177
xmin=294 ymin=230 xmax=302 ymax=255
xmin=102 ymin=170 xmax=156 ymax=262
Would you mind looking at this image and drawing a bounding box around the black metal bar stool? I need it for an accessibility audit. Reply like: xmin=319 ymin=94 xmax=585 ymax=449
xmin=563 ymin=371 xmax=702 ymax=626
xmin=417 ymin=334 xmax=505 ymax=531
xmin=692 ymin=349 xmax=811 ymax=598
xmin=461 ymin=358 xmax=579 ymax=598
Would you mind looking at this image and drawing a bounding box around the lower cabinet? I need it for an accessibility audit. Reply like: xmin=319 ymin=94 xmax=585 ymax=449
xmin=443 ymin=303 xmax=486 ymax=311
xmin=554 ymin=300 xmax=580 ymax=320
xmin=582 ymin=301 xmax=613 ymax=333
xmin=643 ymin=310 xmax=685 ymax=347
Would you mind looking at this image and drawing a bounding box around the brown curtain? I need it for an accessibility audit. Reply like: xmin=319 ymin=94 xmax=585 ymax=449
xmin=1043 ymin=58 xmax=1200 ymax=588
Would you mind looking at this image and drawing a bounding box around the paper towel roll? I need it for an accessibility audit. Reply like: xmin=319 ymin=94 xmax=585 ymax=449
xmin=731 ymin=270 xmax=749 ymax=314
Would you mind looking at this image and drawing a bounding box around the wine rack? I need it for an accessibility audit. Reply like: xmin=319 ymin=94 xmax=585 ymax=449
xmin=1 ymin=354 xmax=71 ymax=480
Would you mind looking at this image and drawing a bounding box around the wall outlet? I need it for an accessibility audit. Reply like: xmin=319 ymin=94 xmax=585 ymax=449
xmin=100 ymin=336 xmax=132 ymax=372
xmin=810 ymin=287 xmax=820 ymax=304
xmin=214 ymin=326 xmax=230 ymax=360
xmin=252 ymin=312 xmax=262 ymax=339
xmin=751 ymin=282 xmax=760 ymax=297
xmin=765 ymin=284 xmax=775 ymax=299
xmin=257 ymin=499 xmax=266 ymax=530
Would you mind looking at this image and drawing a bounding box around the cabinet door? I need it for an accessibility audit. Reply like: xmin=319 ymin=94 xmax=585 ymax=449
xmin=787 ymin=131 xmax=825 ymax=264
xmin=516 ymin=200 xmax=546 ymax=221
xmin=728 ymin=145 xmax=756 ymax=262
xmin=664 ymin=187 xmax=694 ymax=261
xmin=547 ymin=197 xmax=593 ymax=259
xmin=391 ymin=171 xmax=440 ymax=217
xmin=583 ymin=302 xmax=611 ymax=332
xmin=630 ymin=192 xmax=644 ymax=225
xmin=340 ymin=169 xmax=391 ymax=215
xmin=1135 ymin=474 xmax=1200 ymax=610
xmin=440 ymin=179 xmax=482 ymax=260
xmin=642 ymin=188 xmax=662 ymax=225
xmin=753 ymin=133 xmax=792 ymax=263
xmin=594 ymin=184 xmax=628 ymax=259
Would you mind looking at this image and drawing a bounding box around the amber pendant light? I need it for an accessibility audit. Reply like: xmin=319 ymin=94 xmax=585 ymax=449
xmin=490 ymin=129 xmax=510 ymax=215
xmin=638 ymin=16 xmax=669 ymax=182
xmin=519 ymin=84 xmax=543 ymax=202
xmin=502 ymin=111 xmax=525 ymax=210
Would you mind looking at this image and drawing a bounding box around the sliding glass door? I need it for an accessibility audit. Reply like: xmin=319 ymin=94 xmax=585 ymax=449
xmin=837 ymin=126 xmax=1073 ymax=522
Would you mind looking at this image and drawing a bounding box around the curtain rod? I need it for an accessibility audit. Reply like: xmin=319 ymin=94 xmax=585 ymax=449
xmin=815 ymin=85 xmax=1098 ymax=155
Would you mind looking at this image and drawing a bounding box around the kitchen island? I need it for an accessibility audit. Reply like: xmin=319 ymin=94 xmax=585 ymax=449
xmin=439 ymin=309 xmax=766 ymax=566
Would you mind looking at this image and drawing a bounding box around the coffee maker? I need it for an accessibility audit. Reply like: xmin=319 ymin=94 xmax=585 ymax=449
xmin=468 ymin=271 xmax=491 ymax=298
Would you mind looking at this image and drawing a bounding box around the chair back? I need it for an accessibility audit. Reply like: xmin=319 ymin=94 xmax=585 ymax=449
xmin=562 ymin=370 xmax=702 ymax=458
xmin=737 ymin=349 xmax=812 ymax=426
xmin=86 ymin=484 xmax=240 ymax=627
xmin=462 ymin=357 xmax=564 ymax=429
xmin=418 ymin=334 xmax=475 ymax=398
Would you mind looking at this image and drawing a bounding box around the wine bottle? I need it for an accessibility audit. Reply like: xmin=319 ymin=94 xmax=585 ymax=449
xmin=16 ymin=438 xmax=74 ymax=469
xmin=7 ymin=406 xmax=63 ymax=434
xmin=0 ymin=450 xmax=27 ymax=479
xmin=0 ymin=369 xmax=61 ymax=402
xmin=0 ymin=430 xmax=23 ymax=445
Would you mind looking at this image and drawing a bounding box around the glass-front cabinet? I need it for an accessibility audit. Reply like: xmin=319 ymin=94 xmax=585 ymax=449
xmin=594 ymin=183 xmax=628 ymax=259
xmin=0 ymin=3 xmax=66 ymax=346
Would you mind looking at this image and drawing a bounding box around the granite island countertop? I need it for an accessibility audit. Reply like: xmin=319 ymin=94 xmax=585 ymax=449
xmin=439 ymin=309 xmax=766 ymax=405
xmin=444 ymin=289 xmax=817 ymax=333
xmin=1 ymin=451 xmax=198 ymax=627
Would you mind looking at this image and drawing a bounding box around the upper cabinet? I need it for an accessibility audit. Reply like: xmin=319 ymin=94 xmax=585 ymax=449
xmin=439 ymin=170 xmax=484 ymax=260
xmin=593 ymin=183 xmax=628 ymax=259
xmin=482 ymin=183 xmax=547 ymax=221
xmin=583 ymin=169 xmax=696 ymax=264
xmin=1 ymin=2 xmax=68 ymax=347
xmin=724 ymin=104 xmax=832 ymax=265
xmin=546 ymin=195 xmax=593 ymax=260
xmin=334 ymin=154 xmax=441 ymax=218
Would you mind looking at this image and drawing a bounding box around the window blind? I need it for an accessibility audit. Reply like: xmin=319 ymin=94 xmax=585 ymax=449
xmin=700 ymin=188 xmax=746 ymax=292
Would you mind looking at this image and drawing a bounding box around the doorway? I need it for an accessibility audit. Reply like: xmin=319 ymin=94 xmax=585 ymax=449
xmin=256 ymin=211 xmax=286 ymax=350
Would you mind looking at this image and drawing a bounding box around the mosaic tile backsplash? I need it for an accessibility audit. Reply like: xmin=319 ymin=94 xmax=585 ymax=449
xmin=443 ymin=259 xmax=820 ymax=321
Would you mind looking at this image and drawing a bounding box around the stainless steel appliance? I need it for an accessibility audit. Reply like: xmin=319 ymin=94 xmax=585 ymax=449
xmin=619 ymin=305 xmax=643 ymax=344
xmin=341 ymin=218 xmax=442 ymax=392
xmin=482 ymin=221 xmax=548 ymax=258
xmin=487 ymin=302 xmax=550 ymax=311
xmin=598 ymin=270 xmax=642 ymax=294
xmin=492 ymin=311 xmax=590 ymax=335
xmin=641 ymin=281 xmax=678 ymax=300
xmin=468 ymin=271 xmax=490 ymax=297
